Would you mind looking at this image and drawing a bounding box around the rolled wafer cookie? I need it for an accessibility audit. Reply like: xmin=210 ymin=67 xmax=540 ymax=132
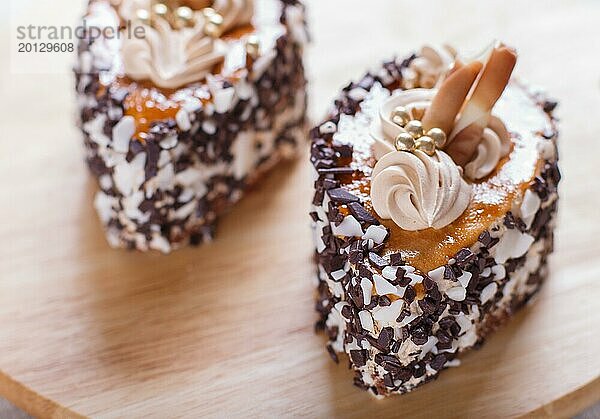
xmin=421 ymin=61 xmax=483 ymax=135
xmin=447 ymin=45 xmax=517 ymax=164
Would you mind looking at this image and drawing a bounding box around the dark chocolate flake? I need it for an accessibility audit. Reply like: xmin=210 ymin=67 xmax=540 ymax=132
xmin=332 ymin=142 xmax=353 ymax=159
xmin=404 ymin=285 xmax=416 ymax=303
xmin=478 ymin=231 xmax=494 ymax=247
xmin=504 ymin=212 xmax=527 ymax=232
xmin=317 ymin=167 xmax=355 ymax=176
xmin=341 ymin=305 xmax=353 ymax=320
xmin=378 ymin=295 xmax=391 ymax=307
xmin=543 ymin=99 xmax=558 ymax=113
xmin=375 ymin=354 xmax=402 ymax=372
xmin=326 ymin=188 xmax=360 ymax=204
xmin=455 ymin=248 xmax=476 ymax=268
xmin=430 ymin=354 xmax=447 ymax=371
xmin=383 ymin=374 xmax=394 ymax=388
xmin=376 ymin=327 xmax=394 ymax=351
xmin=358 ymin=265 xmax=372 ymax=280
xmin=413 ymin=362 xmax=426 ymax=378
xmin=315 ymin=159 xmax=335 ymax=169
xmin=348 ymin=202 xmax=380 ymax=225
xmin=350 ymin=349 xmax=368 ymax=367
xmin=312 ymin=189 xmax=325 ymax=206
xmin=418 ymin=297 xmax=437 ymax=315
xmin=450 ymin=322 xmax=462 ymax=338
xmin=348 ymin=284 xmax=364 ymax=308
xmin=349 ymin=249 xmax=364 ymax=264
xmin=322 ymin=178 xmax=339 ymax=190
xmin=423 ymin=276 xmax=435 ymax=291
xmin=435 ymin=329 xmax=452 ymax=345
xmin=389 ymin=253 xmax=404 ymax=266
xmin=395 ymin=368 xmax=412 ymax=382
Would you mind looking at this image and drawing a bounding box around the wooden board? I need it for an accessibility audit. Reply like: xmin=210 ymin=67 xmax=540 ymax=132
xmin=1 ymin=0 xmax=600 ymax=417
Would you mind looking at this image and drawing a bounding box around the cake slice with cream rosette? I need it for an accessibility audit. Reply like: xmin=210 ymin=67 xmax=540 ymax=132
xmin=310 ymin=43 xmax=560 ymax=396
xmin=75 ymin=0 xmax=307 ymax=252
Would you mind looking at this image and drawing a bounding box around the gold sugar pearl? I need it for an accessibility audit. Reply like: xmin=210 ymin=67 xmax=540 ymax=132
xmin=391 ymin=106 xmax=410 ymax=127
xmin=405 ymin=120 xmax=424 ymax=139
xmin=203 ymin=9 xmax=224 ymax=37
xmin=416 ymin=136 xmax=436 ymax=156
xmin=153 ymin=3 xmax=169 ymax=17
xmin=427 ymin=127 xmax=447 ymax=148
xmin=204 ymin=21 xmax=222 ymax=38
xmin=395 ymin=132 xmax=416 ymax=152
xmin=176 ymin=6 xmax=195 ymax=22
xmin=246 ymin=35 xmax=260 ymax=58
xmin=136 ymin=8 xmax=151 ymax=24
xmin=202 ymin=7 xmax=218 ymax=19
xmin=209 ymin=13 xmax=224 ymax=26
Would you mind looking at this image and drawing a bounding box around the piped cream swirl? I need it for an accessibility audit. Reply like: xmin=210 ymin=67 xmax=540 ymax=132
xmin=408 ymin=45 xmax=455 ymax=89
xmin=464 ymin=116 xmax=511 ymax=179
xmin=371 ymin=150 xmax=471 ymax=231
xmin=119 ymin=0 xmax=254 ymax=89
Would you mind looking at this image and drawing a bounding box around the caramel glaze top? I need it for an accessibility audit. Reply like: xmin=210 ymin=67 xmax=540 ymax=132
xmin=337 ymin=82 xmax=553 ymax=274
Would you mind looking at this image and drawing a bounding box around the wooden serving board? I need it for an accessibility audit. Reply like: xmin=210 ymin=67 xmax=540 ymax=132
xmin=1 ymin=0 xmax=600 ymax=417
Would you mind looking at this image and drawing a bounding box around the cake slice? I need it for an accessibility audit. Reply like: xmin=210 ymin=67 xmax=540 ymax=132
xmin=310 ymin=43 xmax=560 ymax=396
xmin=75 ymin=0 xmax=307 ymax=252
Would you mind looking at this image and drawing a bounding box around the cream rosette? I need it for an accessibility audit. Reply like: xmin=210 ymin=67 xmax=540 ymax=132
xmin=407 ymin=45 xmax=456 ymax=89
xmin=371 ymin=150 xmax=471 ymax=231
xmin=462 ymin=116 xmax=511 ymax=179
xmin=119 ymin=0 xmax=254 ymax=89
